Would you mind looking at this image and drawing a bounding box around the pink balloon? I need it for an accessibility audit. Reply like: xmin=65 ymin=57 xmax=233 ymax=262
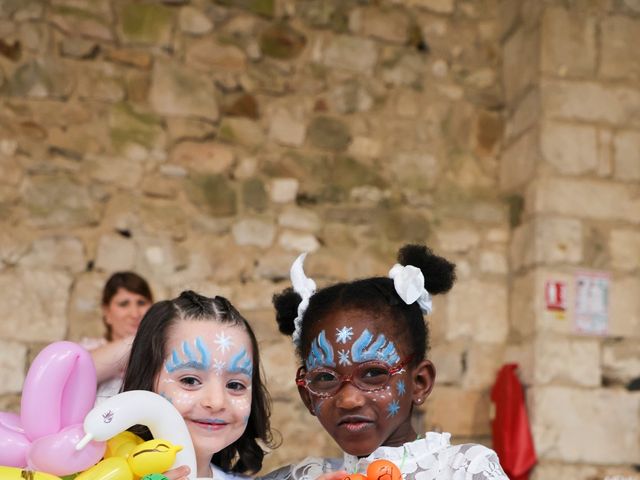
xmin=21 ymin=341 xmax=97 ymax=441
xmin=0 ymin=416 xmax=29 ymax=467
xmin=28 ymin=423 xmax=106 ymax=476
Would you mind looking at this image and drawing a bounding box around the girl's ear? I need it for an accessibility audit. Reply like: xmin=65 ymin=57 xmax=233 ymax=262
xmin=411 ymin=359 xmax=435 ymax=406
xmin=297 ymin=384 xmax=316 ymax=416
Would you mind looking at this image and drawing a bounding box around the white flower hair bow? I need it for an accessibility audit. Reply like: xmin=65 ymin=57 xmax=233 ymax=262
xmin=290 ymin=253 xmax=317 ymax=346
xmin=388 ymin=263 xmax=433 ymax=314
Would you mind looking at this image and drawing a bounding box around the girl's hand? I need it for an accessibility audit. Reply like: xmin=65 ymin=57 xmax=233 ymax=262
xmin=316 ymin=470 xmax=348 ymax=480
xmin=163 ymin=465 xmax=191 ymax=480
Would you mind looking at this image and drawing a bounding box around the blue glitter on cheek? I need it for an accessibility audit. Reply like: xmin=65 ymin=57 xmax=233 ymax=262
xmin=396 ymin=380 xmax=406 ymax=396
xmin=386 ymin=399 xmax=400 ymax=417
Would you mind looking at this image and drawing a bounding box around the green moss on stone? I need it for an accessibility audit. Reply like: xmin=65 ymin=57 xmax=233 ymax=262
xmin=308 ymin=116 xmax=351 ymax=151
xmin=109 ymin=103 xmax=162 ymax=152
xmin=186 ymin=174 xmax=237 ymax=217
xmin=120 ymin=3 xmax=173 ymax=44
xmin=242 ymin=178 xmax=268 ymax=212
xmin=213 ymin=0 xmax=274 ymax=17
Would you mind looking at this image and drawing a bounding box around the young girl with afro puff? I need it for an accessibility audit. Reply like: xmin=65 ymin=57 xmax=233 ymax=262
xmin=261 ymin=245 xmax=508 ymax=480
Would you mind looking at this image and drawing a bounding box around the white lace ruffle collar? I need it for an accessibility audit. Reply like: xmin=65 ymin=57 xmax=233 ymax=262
xmin=342 ymin=432 xmax=452 ymax=474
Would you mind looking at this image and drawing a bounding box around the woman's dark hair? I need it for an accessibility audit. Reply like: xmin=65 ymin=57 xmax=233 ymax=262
xmin=273 ymin=244 xmax=456 ymax=366
xmin=102 ymin=271 xmax=153 ymax=341
xmin=121 ymin=290 xmax=273 ymax=474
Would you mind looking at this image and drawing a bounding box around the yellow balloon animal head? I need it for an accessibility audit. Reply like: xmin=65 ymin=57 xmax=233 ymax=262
xmin=127 ymin=439 xmax=183 ymax=477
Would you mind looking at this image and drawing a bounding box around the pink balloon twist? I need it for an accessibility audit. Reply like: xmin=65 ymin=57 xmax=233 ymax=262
xmin=0 ymin=341 xmax=106 ymax=475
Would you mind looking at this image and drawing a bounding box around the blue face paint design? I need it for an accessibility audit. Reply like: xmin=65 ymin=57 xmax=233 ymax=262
xmin=396 ymin=380 xmax=406 ymax=396
xmin=306 ymin=330 xmax=336 ymax=370
xmin=160 ymin=392 xmax=173 ymax=404
xmin=336 ymin=326 xmax=353 ymax=344
xmin=228 ymin=348 xmax=253 ymax=377
xmin=387 ymin=399 xmax=400 ymax=417
xmin=165 ymin=336 xmax=212 ymax=373
xmin=351 ymin=329 xmax=400 ymax=364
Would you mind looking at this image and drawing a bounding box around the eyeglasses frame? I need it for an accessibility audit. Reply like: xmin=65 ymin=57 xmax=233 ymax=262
xmin=295 ymin=356 xmax=413 ymax=398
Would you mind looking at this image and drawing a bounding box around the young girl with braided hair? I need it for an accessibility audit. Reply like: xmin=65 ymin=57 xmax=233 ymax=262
xmin=262 ymin=245 xmax=507 ymax=480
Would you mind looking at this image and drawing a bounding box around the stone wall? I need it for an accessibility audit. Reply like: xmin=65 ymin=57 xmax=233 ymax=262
xmin=0 ymin=0 xmax=637 ymax=477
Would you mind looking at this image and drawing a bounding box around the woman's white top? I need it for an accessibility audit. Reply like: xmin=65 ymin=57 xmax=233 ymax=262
xmin=259 ymin=432 xmax=508 ymax=480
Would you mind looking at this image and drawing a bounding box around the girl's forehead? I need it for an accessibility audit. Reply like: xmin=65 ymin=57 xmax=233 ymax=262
xmin=309 ymin=309 xmax=401 ymax=346
xmin=166 ymin=320 xmax=251 ymax=350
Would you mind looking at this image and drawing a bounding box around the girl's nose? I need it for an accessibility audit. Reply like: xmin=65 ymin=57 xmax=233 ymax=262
xmin=334 ymin=382 xmax=366 ymax=410
xmin=200 ymin=382 xmax=226 ymax=412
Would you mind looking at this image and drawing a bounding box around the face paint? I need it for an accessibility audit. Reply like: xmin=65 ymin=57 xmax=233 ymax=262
xmin=306 ymin=330 xmax=335 ymax=369
xmin=301 ymin=310 xmax=417 ymax=457
xmin=351 ymin=329 xmax=400 ymax=364
xmin=155 ymin=321 xmax=253 ymax=472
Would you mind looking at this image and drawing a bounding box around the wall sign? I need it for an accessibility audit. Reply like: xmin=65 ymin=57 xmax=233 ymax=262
xmin=574 ymin=271 xmax=610 ymax=336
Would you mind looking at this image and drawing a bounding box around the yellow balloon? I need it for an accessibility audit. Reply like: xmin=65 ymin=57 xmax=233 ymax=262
xmin=105 ymin=431 xmax=144 ymax=458
xmin=0 ymin=466 xmax=62 ymax=480
xmin=128 ymin=439 xmax=183 ymax=477
xmin=74 ymin=457 xmax=133 ymax=480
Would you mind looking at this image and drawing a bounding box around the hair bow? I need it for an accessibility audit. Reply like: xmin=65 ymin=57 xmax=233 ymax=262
xmin=388 ymin=264 xmax=432 ymax=314
xmin=290 ymin=253 xmax=317 ymax=346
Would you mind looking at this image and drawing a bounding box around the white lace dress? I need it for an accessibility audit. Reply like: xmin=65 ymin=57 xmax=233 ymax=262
xmin=258 ymin=432 xmax=507 ymax=480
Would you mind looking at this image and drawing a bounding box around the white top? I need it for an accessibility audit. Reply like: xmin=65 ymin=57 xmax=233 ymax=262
xmin=258 ymin=432 xmax=508 ymax=480
xmin=212 ymin=464 xmax=251 ymax=480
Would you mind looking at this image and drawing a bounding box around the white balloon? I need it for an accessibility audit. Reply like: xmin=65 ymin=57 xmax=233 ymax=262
xmin=76 ymin=390 xmax=202 ymax=479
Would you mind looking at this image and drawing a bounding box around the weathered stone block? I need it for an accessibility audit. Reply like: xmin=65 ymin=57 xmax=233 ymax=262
xmin=242 ymin=178 xmax=268 ymax=212
xmin=429 ymin=342 xmax=464 ymax=384
xmin=268 ymin=107 xmax=306 ymax=147
xmin=533 ymin=337 xmax=600 ymax=387
xmin=118 ymin=3 xmax=173 ymax=46
xmin=318 ymin=34 xmax=378 ymax=74
xmin=542 ymin=80 xmax=640 ymax=127
xmin=178 ymin=6 xmax=213 ymax=35
xmin=531 ymin=386 xmax=640 ymax=463
xmin=0 ymin=340 xmax=27 ymax=395
xmin=349 ymin=7 xmax=409 ymax=44
xmin=232 ymin=218 xmax=275 ymax=248
xmin=0 ymin=270 xmax=71 ymax=342
xmin=609 ymin=275 xmax=640 ymax=338
xmin=307 ymin=116 xmax=351 ymax=151
xmin=600 ymin=16 xmax=640 ymax=80
xmin=503 ymin=25 xmax=539 ymax=104
xmin=425 ymin=386 xmax=491 ymax=436
xmin=530 ymin=177 xmax=640 ymax=223
xmin=405 ymin=0 xmax=454 ymax=14
xmin=171 ymin=142 xmax=234 ymax=175
xmin=435 ymin=228 xmax=480 ymax=253
xmin=278 ymin=230 xmax=320 ymax=252
xmin=19 ymin=235 xmax=85 ymax=273
xmin=541 ymin=122 xmax=597 ymax=175
xmin=603 ymin=340 xmax=640 ymax=385
xmin=218 ymin=118 xmax=265 ymax=148
xmin=8 ymin=58 xmax=76 ymax=99
xmin=479 ymin=249 xmax=508 ymax=274
xmin=109 ymin=103 xmax=164 ymax=153
xmin=270 ymin=178 xmax=299 ymax=203
xmin=186 ymin=174 xmax=237 ymax=217
xmin=95 ymin=234 xmax=135 ymax=272
xmin=613 ymin=130 xmax=640 ymax=181
xmin=462 ymin=343 xmax=505 ymax=390
xmin=51 ymin=5 xmax=112 ymax=41
xmin=505 ymin=89 xmax=540 ymax=141
xmin=610 ymin=229 xmax=640 ymax=271
xmin=278 ymin=207 xmax=321 ymax=232
xmin=500 ymin=128 xmax=538 ymax=192
xmin=186 ymin=38 xmax=247 ymax=72
xmin=446 ymin=280 xmax=508 ymax=343
xmin=149 ymin=60 xmax=219 ymax=120
xmin=22 ymin=174 xmax=100 ymax=228
xmin=541 ymin=7 xmax=596 ymax=77
xmin=511 ymin=218 xmax=583 ymax=270
xmin=260 ymin=23 xmax=306 ymax=59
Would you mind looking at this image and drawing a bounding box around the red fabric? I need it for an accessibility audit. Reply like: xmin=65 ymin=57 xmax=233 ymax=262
xmin=490 ymin=364 xmax=537 ymax=480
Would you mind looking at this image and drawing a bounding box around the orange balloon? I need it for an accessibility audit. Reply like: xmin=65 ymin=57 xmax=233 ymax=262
xmin=343 ymin=474 xmax=368 ymax=480
xmin=366 ymin=460 xmax=402 ymax=480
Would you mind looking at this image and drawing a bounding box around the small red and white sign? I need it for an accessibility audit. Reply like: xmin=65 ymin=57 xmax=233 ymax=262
xmin=545 ymin=281 xmax=567 ymax=312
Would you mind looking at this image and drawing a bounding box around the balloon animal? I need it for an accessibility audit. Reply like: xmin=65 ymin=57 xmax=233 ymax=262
xmin=75 ymin=438 xmax=182 ymax=480
xmin=76 ymin=391 xmax=199 ymax=479
xmin=0 ymin=341 xmax=106 ymax=475
xmin=343 ymin=460 xmax=402 ymax=480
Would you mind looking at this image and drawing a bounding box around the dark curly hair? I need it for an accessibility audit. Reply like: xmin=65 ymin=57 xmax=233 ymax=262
xmin=122 ymin=290 xmax=273 ymax=474
xmin=273 ymin=244 xmax=456 ymax=366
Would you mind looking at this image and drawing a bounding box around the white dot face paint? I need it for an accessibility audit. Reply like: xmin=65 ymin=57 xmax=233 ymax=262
xmin=155 ymin=320 xmax=253 ymax=471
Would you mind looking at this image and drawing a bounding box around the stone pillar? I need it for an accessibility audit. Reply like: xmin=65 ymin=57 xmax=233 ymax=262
xmin=500 ymin=1 xmax=640 ymax=478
